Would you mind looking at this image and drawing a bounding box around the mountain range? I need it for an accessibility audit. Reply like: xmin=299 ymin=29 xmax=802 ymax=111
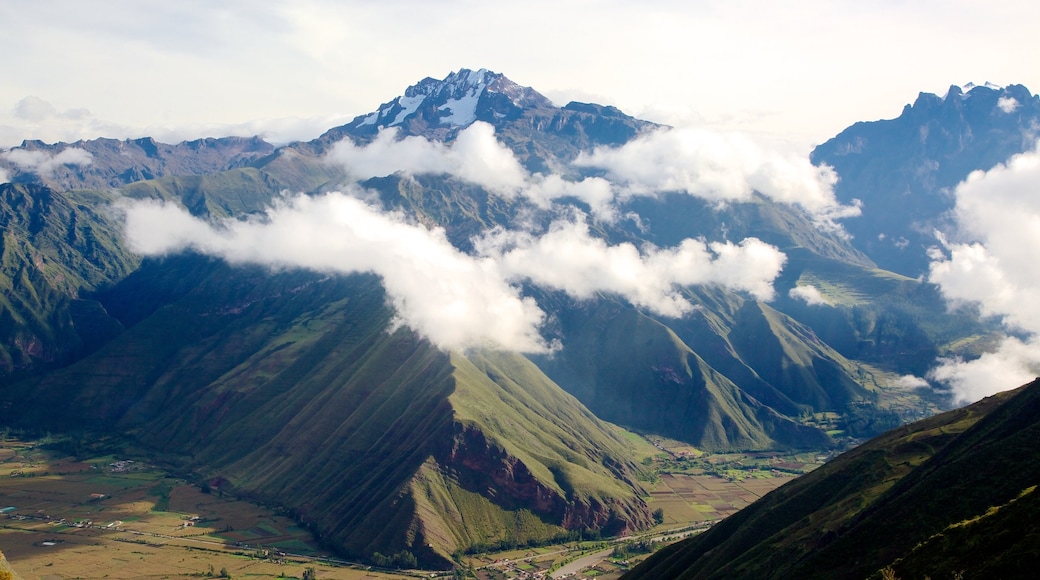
xmin=1 ymin=69 xmax=1036 ymax=566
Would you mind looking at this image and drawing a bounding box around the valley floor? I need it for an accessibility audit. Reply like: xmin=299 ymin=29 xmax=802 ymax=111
xmin=0 ymin=435 xmax=821 ymax=580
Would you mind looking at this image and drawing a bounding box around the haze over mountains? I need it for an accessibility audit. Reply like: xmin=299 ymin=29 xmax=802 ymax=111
xmin=2 ymin=69 xmax=1039 ymax=567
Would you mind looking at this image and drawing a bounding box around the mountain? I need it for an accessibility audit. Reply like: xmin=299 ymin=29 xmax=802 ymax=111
xmin=625 ymin=377 xmax=1040 ymax=579
xmin=0 ymin=182 xmax=135 ymax=376
xmin=812 ymin=83 xmax=1040 ymax=276
xmin=1 ymin=69 xmax=1035 ymax=564
xmin=0 ymin=135 xmax=274 ymax=192
xmin=6 ymin=257 xmax=652 ymax=568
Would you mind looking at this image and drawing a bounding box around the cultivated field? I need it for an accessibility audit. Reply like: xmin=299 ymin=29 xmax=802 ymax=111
xmin=1 ymin=434 xmax=820 ymax=580
xmin=0 ymin=438 xmax=409 ymax=579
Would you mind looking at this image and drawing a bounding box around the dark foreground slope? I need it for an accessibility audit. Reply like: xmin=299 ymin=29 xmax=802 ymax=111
xmin=626 ymin=378 xmax=1040 ymax=580
xmin=4 ymin=256 xmax=651 ymax=568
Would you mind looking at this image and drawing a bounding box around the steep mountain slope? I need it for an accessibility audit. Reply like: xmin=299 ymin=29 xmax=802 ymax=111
xmin=2 ymin=70 xmax=1034 ymax=565
xmin=812 ymin=83 xmax=1040 ymax=276
xmin=5 ymin=256 xmax=652 ymax=567
xmin=0 ymin=183 xmax=134 ymax=376
xmin=625 ymin=378 xmax=1040 ymax=579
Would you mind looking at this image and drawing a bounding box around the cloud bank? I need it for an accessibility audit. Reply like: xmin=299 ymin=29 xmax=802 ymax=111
xmin=477 ymin=219 xmax=785 ymax=317
xmin=1 ymin=146 xmax=92 ymax=176
xmin=123 ymin=192 xmax=550 ymax=353
xmin=573 ymin=127 xmax=860 ymax=229
xmin=928 ymin=141 xmax=1040 ymax=403
xmin=0 ymin=96 xmax=351 ymax=148
xmin=328 ymin=122 xmax=622 ymax=219
xmin=121 ymin=190 xmax=787 ymax=352
xmin=327 ymin=123 xmax=859 ymax=228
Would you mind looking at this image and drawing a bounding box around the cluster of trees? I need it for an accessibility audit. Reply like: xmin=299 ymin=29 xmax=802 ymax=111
xmin=370 ymin=550 xmax=418 ymax=569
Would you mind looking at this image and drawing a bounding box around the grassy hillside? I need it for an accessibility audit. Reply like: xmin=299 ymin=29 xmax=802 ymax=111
xmin=3 ymin=257 xmax=652 ymax=568
xmin=625 ymin=378 xmax=1040 ymax=579
xmin=0 ymin=183 xmax=135 ymax=376
xmin=535 ymin=299 xmax=833 ymax=451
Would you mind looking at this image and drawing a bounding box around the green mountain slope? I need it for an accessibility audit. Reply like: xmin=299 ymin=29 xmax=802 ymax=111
xmin=4 ymin=257 xmax=652 ymax=567
xmin=535 ymin=299 xmax=833 ymax=450
xmin=0 ymin=183 xmax=135 ymax=376
xmin=625 ymin=378 xmax=1040 ymax=579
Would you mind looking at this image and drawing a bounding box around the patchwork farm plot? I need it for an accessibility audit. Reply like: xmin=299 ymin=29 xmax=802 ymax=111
xmin=0 ymin=438 xmax=409 ymax=579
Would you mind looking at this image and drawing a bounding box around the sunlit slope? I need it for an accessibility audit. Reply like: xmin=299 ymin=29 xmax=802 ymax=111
xmin=6 ymin=257 xmax=651 ymax=567
xmin=0 ymin=183 xmax=135 ymax=376
xmin=625 ymin=378 xmax=1040 ymax=579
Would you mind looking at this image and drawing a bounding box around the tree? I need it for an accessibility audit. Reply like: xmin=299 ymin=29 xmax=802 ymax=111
xmin=302 ymin=567 xmax=317 ymax=580
xmin=652 ymin=508 xmax=665 ymax=525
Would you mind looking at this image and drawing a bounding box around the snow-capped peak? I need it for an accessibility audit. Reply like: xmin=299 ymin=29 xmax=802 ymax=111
xmin=352 ymin=68 xmax=552 ymax=132
xmin=943 ymin=81 xmax=1005 ymax=100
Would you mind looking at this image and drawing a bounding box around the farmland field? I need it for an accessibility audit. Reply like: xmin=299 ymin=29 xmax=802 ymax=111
xmin=0 ymin=438 xmax=409 ymax=579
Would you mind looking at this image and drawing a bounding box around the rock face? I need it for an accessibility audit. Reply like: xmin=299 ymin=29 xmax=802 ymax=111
xmin=812 ymin=83 xmax=1040 ymax=276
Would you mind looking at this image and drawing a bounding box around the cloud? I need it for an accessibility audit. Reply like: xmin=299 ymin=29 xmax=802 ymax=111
xmin=893 ymin=374 xmax=930 ymax=390
xmin=121 ymin=189 xmax=788 ymax=352
xmin=121 ymin=191 xmax=550 ymax=354
xmin=0 ymin=168 xmax=9 ymax=184
xmin=327 ymin=122 xmax=527 ymax=195
xmin=997 ymin=96 xmax=1019 ymax=114
xmin=1 ymin=146 xmax=92 ymax=176
xmin=326 ymin=122 xmax=860 ymax=229
xmin=0 ymin=96 xmax=351 ymax=148
xmin=929 ymin=337 xmax=1040 ymax=405
xmin=475 ymin=218 xmax=786 ymax=317
xmin=789 ymin=284 xmax=830 ymax=306
xmin=927 ymin=141 xmax=1040 ymax=403
xmin=573 ymin=127 xmax=860 ymax=229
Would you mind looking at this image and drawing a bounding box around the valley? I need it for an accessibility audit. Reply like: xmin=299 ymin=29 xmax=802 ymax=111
xmin=1 ymin=433 xmax=816 ymax=579
xmin=2 ymin=68 xmax=1039 ymax=578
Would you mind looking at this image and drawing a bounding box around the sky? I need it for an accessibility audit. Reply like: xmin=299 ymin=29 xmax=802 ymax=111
xmin=2 ymin=0 xmax=1040 ymax=150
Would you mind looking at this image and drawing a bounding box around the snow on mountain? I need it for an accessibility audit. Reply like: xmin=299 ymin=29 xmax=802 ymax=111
xmin=350 ymin=68 xmax=553 ymax=132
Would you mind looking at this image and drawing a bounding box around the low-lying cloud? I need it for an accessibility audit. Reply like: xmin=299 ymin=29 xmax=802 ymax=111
xmin=789 ymin=284 xmax=830 ymax=306
xmin=325 ymin=122 xmax=859 ymax=227
xmin=928 ymin=141 xmax=1040 ymax=404
xmin=328 ymin=122 xmax=528 ymax=195
xmin=1 ymin=146 xmax=92 ymax=176
xmin=121 ymin=190 xmax=788 ymax=352
xmin=477 ymin=219 xmax=785 ymax=317
xmin=573 ymin=127 xmax=860 ymax=229
xmin=123 ymin=192 xmax=550 ymax=353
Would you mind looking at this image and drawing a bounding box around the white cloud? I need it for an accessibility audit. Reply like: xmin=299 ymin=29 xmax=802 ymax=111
xmin=929 ymin=337 xmax=1040 ymax=405
xmin=121 ymin=191 xmax=550 ymax=354
xmin=927 ymin=141 xmax=1040 ymax=403
xmin=0 ymin=96 xmax=349 ymax=148
xmin=326 ymin=123 xmax=861 ymax=229
xmin=0 ymin=167 xmax=9 ymax=184
xmin=789 ymin=284 xmax=830 ymax=306
xmin=1 ymin=146 xmax=92 ymax=176
xmin=572 ymin=127 xmax=860 ymax=229
xmin=998 ymin=96 xmax=1019 ymax=113
xmin=475 ymin=218 xmax=786 ymax=317
xmin=893 ymin=374 xmax=930 ymax=390
xmin=121 ymin=188 xmax=788 ymax=352
xmin=327 ymin=122 xmax=527 ymax=195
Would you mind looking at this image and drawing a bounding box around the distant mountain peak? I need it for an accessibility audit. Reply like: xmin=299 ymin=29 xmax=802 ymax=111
xmin=347 ymin=68 xmax=554 ymax=134
xmin=943 ymin=81 xmax=1005 ymax=100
